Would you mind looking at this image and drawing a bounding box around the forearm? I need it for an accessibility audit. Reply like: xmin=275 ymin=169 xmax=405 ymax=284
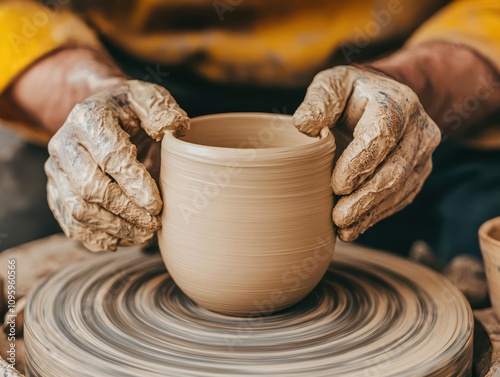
xmin=7 ymin=47 xmax=125 ymax=134
xmin=369 ymin=42 xmax=500 ymax=137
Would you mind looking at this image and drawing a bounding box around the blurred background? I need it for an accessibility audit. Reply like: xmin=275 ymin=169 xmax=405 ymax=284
xmin=0 ymin=127 xmax=60 ymax=250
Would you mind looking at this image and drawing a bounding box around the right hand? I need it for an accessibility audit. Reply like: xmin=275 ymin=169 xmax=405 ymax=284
xmin=45 ymin=79 xmax=189 ymax=251
xmin=293 ymin=66 xmax=440 ymax=242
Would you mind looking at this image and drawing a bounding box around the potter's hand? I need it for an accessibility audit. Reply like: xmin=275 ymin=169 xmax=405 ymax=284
xmin=293 ymin=66 xmax=440 ymax=242
xmin=45 ymin=79 xmax=189 ymax=251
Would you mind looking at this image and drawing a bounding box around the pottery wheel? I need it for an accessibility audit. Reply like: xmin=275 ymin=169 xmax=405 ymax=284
xmin=24 ymin=245 xmax=473 ymax=377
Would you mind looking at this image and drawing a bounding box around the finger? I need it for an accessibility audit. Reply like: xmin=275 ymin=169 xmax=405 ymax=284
xmin=48 ymin=132 xmax=161 ymax=231
xmin=331 ymin=94 xmax=410 ymax=195
xmin=46 ymin=168 xmax=119 ymax=252
xmin=332 ymin=126 xmax=420 ymax=228
xmin=118 ymin=239 xmax=135 ymax=247
xmin=45 ymin=158 xmax=155 ymax=244
xmin=293 ymin=66 xmax=357 ymax=137
xmin=126 ymin=80 xmax=190 ymax=139
xmin=337 ymin=158 xmax=433 ymax=242
xmin=87 ymin=97 xmax=163 ymax=186
xmin=414 ymin=111 xmax=441 ymax=162
xmin=114 ymin=103 xmax=161 ymax=180
xmin=66 ymin=101 xmax=162 ymax=215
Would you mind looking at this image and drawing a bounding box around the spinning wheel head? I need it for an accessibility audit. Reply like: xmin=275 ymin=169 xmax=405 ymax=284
xmin=25 ymin=245 xmax=473 ymax=376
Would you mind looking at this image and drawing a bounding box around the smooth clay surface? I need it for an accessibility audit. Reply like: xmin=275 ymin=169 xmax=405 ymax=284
xmin=159 ymin=113 xmax=336 ymax=315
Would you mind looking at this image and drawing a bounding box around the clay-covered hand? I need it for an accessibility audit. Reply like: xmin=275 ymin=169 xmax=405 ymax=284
xmin=45 ymin=79 xmax=189 ymax=251
xmin=293 ymin=66 xmax=441 ymax=242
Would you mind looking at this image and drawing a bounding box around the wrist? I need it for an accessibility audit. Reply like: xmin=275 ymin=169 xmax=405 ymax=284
xmin=367 ymin=42 xmax=500 ymax=137
xmin=9 ymin=47 xmax=125 ymax=134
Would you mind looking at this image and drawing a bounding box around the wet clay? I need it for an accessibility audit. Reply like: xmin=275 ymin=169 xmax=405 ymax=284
xmin=46 ymin=79 xmax=189 ymax=251
xmin=159 ymin=113 xmax=336 ymax=315
xmin=292 ymin=66 xmax=441 ymax=242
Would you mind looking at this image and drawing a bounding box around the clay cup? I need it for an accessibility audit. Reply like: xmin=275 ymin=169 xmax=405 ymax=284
xmin=159 ymin=113 xmax=336 ymax=316
xmin=479 ymin=216 xmax=500 ymax=320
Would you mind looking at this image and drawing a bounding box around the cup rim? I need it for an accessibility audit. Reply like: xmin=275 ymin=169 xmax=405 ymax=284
xmin=163 ymin=112 xmax=334 ymax=162
xmin=479 ymin=216 xmax=500 ymax=247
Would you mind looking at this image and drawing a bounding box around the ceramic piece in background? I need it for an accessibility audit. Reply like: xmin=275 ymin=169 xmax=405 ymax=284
xmin=479 ymin=216 xmax=500 ymax=321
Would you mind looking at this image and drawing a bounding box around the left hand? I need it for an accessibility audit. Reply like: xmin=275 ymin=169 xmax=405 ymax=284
xmin=293 ymin=65 xmax=441 ymax=241
xmin=45 ymin=79 xmax=189 ymax=251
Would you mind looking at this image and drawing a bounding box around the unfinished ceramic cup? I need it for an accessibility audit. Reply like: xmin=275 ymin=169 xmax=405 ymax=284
xmin=479 ymin=216 xmax=500 ymax=320
xmin=159 ymin=113 xmax=336 ymax=315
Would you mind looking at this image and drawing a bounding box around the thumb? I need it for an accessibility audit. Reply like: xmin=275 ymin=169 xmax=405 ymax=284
xmin=293 ymin=66 xmax=357 ymax=137
xmin=126 ymin=80 xmax=190 ymax=141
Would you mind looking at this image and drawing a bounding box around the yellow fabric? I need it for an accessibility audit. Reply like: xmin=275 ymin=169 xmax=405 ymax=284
xmin=0 ymin=1 xmax=100 ymax=93
xmin=405 ymin=0 xmax=500 ymax=150
xmin=1 ymin=0 xmax=500 ymax=92
xmin=407 ymin=0 xmax=500 ymax=73
xmin=82 ymin=0 xmax=445 ymax=86
xmin=0 ymin=0 xmax=499 ymax=146
xmin=0 ymin=1 xmax=101 ymax=143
